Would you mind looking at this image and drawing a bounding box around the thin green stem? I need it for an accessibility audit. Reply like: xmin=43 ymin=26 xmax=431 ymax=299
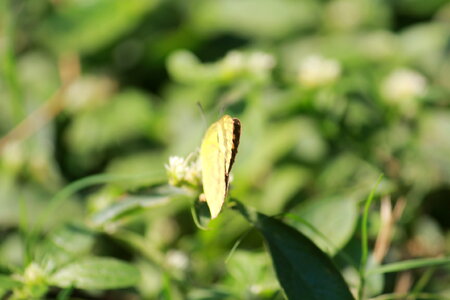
xmin=410 ymin=268 xmax=434 ymax=297
xmin=18 ymin=194 xmax=30 ymax=265
xmin=369 ymin=292 xmax=450 ymax=300
xmin=358 ymin=174 xmax=383 ymax=300
xmin=1 ymin=0 xmax=24 ymax=124
xmin=225 ymin=227 xmax=252 ymax=264
xmin=367 ymin=257 xmax=450 ymax=275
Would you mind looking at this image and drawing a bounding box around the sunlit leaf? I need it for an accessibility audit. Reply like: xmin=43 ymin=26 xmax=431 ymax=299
xmin=49 ymin=257 xmax=140 ymax=290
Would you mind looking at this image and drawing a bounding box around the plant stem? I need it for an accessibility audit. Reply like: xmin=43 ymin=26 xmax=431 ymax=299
xmin=358 ymin=174 xmax=383 ymax=300
xmin=1 ymin=0 xmax=24 ymax=124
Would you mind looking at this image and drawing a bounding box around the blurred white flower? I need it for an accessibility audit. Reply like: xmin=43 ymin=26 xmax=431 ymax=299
xmin=247 ymin=51 xmax=276 ymax=74
xmin=64 ymin=75 xmax=116 ymax=112
xmin=166 ymin=250 xmax=189 ymax=271
xmin=297 ymin=55 xmax=341 ymax=88
xmin=250 ymin=284 xmax=263 ymax=294
xmin=220 ymin=50 xmax=276 ymax=80
xmin=1 ymin=142 xmax=25 ymax=173
xmin=381 ymin=68 xmax=427 ymax=103
xmin=22 ymin=263 xmax=45 ymax=284
xmin=165 ymin=156 xmax=187 ymax=187
xmin=165 ymin=153 xmax=202 ymax=188
xmin=221 ymin=51 xmax=246 ymax=77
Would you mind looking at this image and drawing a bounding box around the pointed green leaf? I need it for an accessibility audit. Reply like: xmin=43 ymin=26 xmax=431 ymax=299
xmin=49 ymin=257 xmax=140 ymax=290
xmin=233 ymin=201 xmax=354 ymax=300
xmin=91 ymin=194 xmax=170 ymax=226
xmin=37 ymin=224 xmax=96 ymax=271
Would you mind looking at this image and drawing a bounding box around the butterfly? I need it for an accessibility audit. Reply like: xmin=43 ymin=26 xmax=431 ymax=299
xmin=200 ymin=115 xmax=241 ymax=219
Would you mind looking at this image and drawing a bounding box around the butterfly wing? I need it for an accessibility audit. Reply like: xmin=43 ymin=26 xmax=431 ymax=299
xmin=200 ymin=121 xmax=227 ymax=219
xmin=200 ymin=115 xmax=241 ymax=219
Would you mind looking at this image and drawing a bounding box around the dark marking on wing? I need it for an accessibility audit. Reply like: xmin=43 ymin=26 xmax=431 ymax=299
xmin=228 ymin=118 xmax=241 ymax=174
xmin=224 ymin=117 xmax=241 ymax=191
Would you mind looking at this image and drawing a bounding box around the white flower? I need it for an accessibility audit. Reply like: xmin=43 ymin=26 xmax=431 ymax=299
xmin=247 ymin=51 xmax=276 ymax=74
xmin=221 ymin=51 xmax=246 ymax=76
xmin=1 ymin=142 xmax=24 ymax=172
xmin=166 ymin=250 xmax=189 ymax=271
xmin=64 ymin=76 xmax=115 ymax=112
xmin=381 ymin=68 xmax=427 ymax=103
xmin=165 ymin=156 xmax=187 ymax=187
xmin=298 ymin=55 xmax=341 ymax=88
xmin=165 ymin=153 xmax=202 ymax=188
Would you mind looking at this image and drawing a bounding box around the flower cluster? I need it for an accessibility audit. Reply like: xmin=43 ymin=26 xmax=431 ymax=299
xmin=165 ymin=153 xmax=201 ymax=189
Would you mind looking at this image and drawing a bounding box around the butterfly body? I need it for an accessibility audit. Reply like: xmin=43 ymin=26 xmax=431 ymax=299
xmin=200 ymin=115 xmax=241 ymax=219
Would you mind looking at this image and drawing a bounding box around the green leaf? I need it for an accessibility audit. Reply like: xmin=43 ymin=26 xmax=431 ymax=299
xmin=235 ymin=119 xmax=302 ymax=191
xmin=290 ymin=195 xmax=358 ymax=255
xmin=49 ymin=257 xmax=140 ymax=290
xmin=258 ymin=166 xmax=311 ymax=215
xmin=46 ymin=224 xmax=95 ymax=256
xmin=233 ymin=201 xmax=354 ymax=300
xmin=0 ymin=274 xmax=20 ymax=290
xmin=225 ymin=250 xmax=280 ymax=297
xmin=191 ymin=0 xmax=319 ymax=39
xmin=191 ymin=200 xmax=211 ymax=230
xmin=90 ymin=188 xmax=182 ymax=226
xmin=66 ymin=89 xmax=154 ymax=159
xmin=167 ymin=50 xmax=219 ymax=84
xmin=36 ymin=224 xmax=95 ymax=271
xmin=38 ymin=0 xmax=159 ymax=54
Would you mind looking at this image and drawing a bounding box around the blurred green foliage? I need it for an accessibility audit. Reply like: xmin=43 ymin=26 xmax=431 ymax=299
xmin=1 ymin=0 xmax=450 ymax=299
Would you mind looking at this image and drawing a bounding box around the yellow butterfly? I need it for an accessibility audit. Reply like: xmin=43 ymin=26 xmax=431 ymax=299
xmin=200 ymin=115 xmax=241 ymax=219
